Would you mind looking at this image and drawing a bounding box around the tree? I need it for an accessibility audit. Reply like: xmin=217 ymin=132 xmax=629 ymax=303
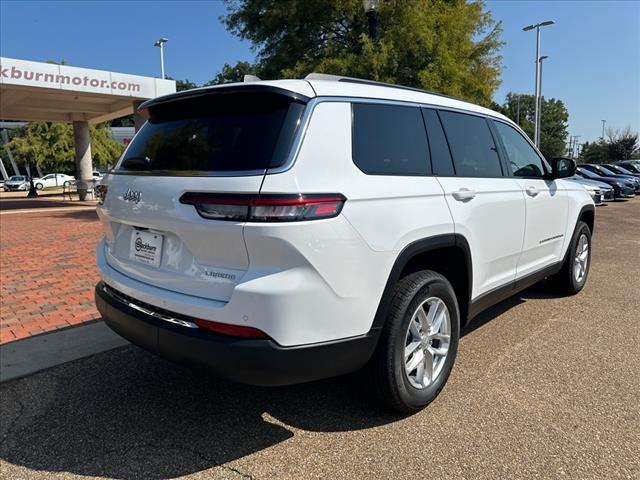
xmin=606 ymin=127 xmax=639 ymax=161
xmin=7 ymin=122 xmax=124 ymax=173
xmin=579 ymin=141 xmax=609 ymax=164
xmin=499 ymin=93 xmax=569 ymax=159
xmin=90 ymin=124 xmax=126 ymax=168
xmin=174 ymin=78 xmax=198 ymax=91
xmin=204 ymin=61 xmax=259 ymax=85
xmin=222 ymin=0 xmax=504 ymax=106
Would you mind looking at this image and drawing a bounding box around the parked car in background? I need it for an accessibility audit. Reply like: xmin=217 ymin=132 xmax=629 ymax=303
xmin=613 ymin=160 xmax=640 ymax=174
xmin=3 ymin=175 xmax=29 ymax=191
xmin=576 ymin=167 xmax=635 ymax=198
xmin=604 ymin=163 xmax=640 ymax=178
xmin=567 ymin=176 xmax=614 ymax=203
xmin=580 ymin=164 xmax=640 ymax=192
xmin=92 ymin=171 xmax=103 ymax=180
xmin=33 ymin=173 xmax=75 ymax=190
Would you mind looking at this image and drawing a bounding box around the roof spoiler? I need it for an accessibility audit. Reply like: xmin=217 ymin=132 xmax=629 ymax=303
xmin=137 ymin=84 xmax=311 ymax=118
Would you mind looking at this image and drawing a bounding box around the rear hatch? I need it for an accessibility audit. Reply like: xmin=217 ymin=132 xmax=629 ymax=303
xmin=99 ymin=84 xmax=311 ymax=302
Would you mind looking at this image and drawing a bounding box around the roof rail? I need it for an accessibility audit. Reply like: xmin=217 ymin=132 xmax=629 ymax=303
xmin=303 ymin=72 xmax=466 ymax=103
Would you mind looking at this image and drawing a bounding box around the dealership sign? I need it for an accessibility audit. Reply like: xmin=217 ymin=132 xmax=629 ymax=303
xmin=0 ymin=57 xmax=174 ymax=98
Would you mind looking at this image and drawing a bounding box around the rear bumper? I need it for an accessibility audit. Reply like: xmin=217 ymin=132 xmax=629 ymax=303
xmin=95 ymin=282 xmax=378 ymax=386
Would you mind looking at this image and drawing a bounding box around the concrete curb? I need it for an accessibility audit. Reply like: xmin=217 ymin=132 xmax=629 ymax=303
xmin=0 ymin=321 xmax=128 ymax=382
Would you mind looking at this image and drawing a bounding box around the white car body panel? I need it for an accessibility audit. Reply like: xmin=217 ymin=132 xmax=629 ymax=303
xmin=514 ymin=178 xmax=569 ymax=278
xmin=96 ymin=78 xmax=594 ymax=349
xmin=437 ymin=176 xmax=525 ymax=299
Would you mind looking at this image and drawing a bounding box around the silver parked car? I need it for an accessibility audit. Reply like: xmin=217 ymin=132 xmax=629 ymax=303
xmin=3 ymin=175 xmax=29 ymax=191
xmin=567 ymin=176 xmax=614 ymax=203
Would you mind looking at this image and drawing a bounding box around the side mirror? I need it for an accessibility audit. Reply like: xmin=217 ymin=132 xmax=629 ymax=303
xmin=549 ymin=157 xmax=576 ymax=179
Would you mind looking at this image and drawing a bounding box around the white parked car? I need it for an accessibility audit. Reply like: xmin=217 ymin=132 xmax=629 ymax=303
xmin=33 ymin=173 xmax=75 ymax=190
xmin=95 ymin=75 xmax=595 ymax=412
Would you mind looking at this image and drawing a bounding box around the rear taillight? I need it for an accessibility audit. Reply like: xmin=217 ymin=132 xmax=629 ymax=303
xmin=179 ymin=193 xmax=346 ymax=222
xmin=192 ymin=318 xmax=270 ymax=339
xmin=95 ymin=184 xmax=108 ymax=205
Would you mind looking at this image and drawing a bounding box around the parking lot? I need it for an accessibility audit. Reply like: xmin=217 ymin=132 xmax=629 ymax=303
xmin=0 ymin=198 xmax=638 ymax=479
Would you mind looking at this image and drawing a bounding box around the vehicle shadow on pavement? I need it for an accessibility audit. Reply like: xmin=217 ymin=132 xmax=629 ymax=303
xmin=0 ymin=344 xmax=402 ymax=479
xmin=462 ymin=281 xmax=559 ymax=337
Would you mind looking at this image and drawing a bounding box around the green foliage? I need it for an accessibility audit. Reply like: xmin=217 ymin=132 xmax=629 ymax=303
xmin=579 ymin=128 xmax=640 ymax=163
xmin=174 ymin=78 xmax=198 ymax=91
xmin=579 ymin=141 xmax=609 ymax=164
xmin=204 ymin=61 xmax=259 ymax=85
xmin=7 ymin=122 xmax=124 ymax=173
xmin=499 ymin=93 xmax=569 ymax=159
xmin=222 ymin=0 xmax=504 ymax=106
xmin=90 ymin=124 xmax=125 ymax=167
xmin=606 ymin=127 xmax=639 ymax=161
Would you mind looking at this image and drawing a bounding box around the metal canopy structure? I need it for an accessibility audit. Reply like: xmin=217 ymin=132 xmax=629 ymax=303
xmin=0 ymin=57 xmax=176 ymax=124
xmin=0 ymin=57 xmax=176 ymax=195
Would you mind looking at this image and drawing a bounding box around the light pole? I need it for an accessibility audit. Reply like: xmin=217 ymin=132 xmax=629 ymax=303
xmin=536 ymin=55 xmax=548 ymax=147
xmin=154 ymin=37 xmax=168 ymax=79
xmin=523 ymin=20 xmax=554 ymax=147
xmin=362 ymin=0 xmax=380 ymax=39
xmin=601 ymin=119 xmax=606 ymax=140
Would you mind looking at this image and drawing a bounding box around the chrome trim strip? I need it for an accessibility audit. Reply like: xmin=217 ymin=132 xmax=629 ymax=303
xmin=102 ymin=284 xmax=199 ymax=329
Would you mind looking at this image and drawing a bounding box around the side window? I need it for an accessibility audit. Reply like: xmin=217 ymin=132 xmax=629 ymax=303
xmin=422 ymin=108 xmax=455 ymax=176
xmin=352 ymin=103 xmax=430 ymax=176
xmin=493 ymin=121 xmax=546 ymax=178
xmin=438 ymin=111 xmax=503 ymax=177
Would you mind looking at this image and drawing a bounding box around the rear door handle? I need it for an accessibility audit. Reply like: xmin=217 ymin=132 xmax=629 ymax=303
xmin=452 ymin=188 xmax=477 ymax=201
xmin=525 ymin=186 xmax=539 ymax=197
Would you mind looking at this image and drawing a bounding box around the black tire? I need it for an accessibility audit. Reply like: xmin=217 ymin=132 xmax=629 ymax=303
xmin=551 ymin=221 xmax=592 ymax=295
xmin=35 ymin=183 xmax=43 ymax=190
xmin=371 ymin=270 xmax=460 ymax=413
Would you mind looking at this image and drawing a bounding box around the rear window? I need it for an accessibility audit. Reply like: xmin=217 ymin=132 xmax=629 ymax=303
xmin=117 ymin=92 xmax=305 ymax=174
xmin=352 ymin=104 xmax=430 ymax=176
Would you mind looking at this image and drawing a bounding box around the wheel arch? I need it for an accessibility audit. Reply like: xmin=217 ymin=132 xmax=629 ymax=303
xmin=578 ymin=204 xmax=595 ymax=235
xmin=371 ymin=234 xmax=473 ymax=335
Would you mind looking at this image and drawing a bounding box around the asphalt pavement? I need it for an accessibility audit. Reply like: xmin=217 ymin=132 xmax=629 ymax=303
xmin=1 ymin=198 xmax=638 ymax=479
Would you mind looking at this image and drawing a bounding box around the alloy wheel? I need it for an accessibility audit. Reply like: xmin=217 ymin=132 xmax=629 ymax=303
xmin=404 ymin=297 xmax=451 ymax=389
xmin=573 ymin=233 xmax=589 ymax=283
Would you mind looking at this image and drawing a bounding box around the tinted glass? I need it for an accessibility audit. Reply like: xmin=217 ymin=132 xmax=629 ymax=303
xmin=439 ymin=111 xmax=503 ymax=177
xmin=598 ymin=166 xmax=619 ymax=176
xmin=577 ymin=167 xmax=601 ymax=179
xmin=422 ymin=109 xmax=455 ymax=176
xmin=119 ymin=93 xmax=305 ymax=173
xmin=494 ymin=121 xmax=546 ymax=177
xmin=352 ymin=104 xmax=430 ymax=176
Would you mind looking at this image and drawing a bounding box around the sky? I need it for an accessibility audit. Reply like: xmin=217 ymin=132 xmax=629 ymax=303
xmin=1 ymin=0 xmax=638 ymax=143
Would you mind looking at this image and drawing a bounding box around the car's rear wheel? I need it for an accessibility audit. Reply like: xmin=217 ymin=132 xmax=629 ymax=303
xmin=371 ymin=270 xmax=460 ymax=413
xmin=551 ymin=220 xmax=591 ymax=295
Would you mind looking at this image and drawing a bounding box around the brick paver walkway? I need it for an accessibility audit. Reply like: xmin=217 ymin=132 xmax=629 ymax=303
xmin=0 ymin=208 xmax=102 ymax=344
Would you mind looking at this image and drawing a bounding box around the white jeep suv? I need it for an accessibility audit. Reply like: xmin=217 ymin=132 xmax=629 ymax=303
xmin=95 ymin=75 xmax=594 ymax=412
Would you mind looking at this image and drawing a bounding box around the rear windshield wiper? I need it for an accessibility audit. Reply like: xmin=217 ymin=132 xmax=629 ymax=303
xmin=121 ymin=156 xmax=151 ymax=170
